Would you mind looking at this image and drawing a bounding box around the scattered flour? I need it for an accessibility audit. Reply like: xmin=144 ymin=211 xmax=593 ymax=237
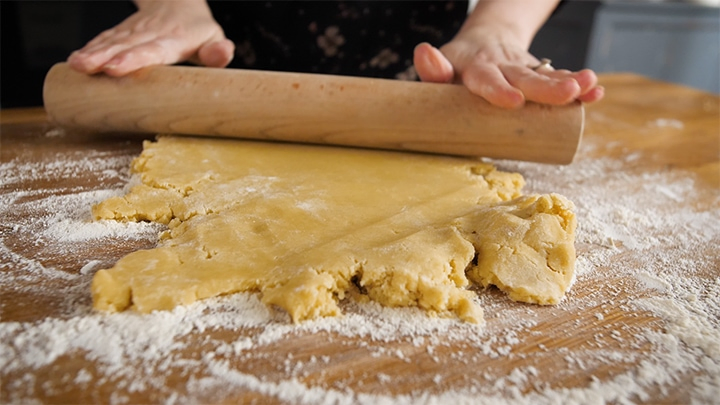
xmin=1 ymin=130 xmax=718 ymax=404
xmin=44 ymin=127 xmax=66 ymax=138
xmin=648 ymin=118 xmax=685 ymax=130
xmin=79 ymin=260 xmax=103 ymax=276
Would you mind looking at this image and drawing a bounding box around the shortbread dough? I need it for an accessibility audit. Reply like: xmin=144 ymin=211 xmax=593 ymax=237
xmin=91 ymin=136 xmax=576 ymax=323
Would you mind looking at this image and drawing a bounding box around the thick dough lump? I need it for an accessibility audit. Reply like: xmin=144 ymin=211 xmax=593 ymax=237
xmin=91 ymin=136 xmax=576 ymax=323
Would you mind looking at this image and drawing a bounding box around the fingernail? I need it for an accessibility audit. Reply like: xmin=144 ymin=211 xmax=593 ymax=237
xmin=102 ymin=64 xmax=120 ymax=75
xmin=414 ymin=42 xmax=430 ymax=52
xmin=103 ymin=56 xmax=122 ymax=70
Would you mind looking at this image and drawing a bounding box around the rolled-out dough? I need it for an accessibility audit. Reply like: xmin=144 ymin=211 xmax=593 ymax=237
xmin=91 ymin=136 xmax=576 ymax=323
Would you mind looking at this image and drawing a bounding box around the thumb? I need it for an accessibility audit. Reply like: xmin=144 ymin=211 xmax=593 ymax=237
xmin=197 ymin=38 xmax=235 ymax=68
xmin=413 ymin=42 xmax=455 ymax=83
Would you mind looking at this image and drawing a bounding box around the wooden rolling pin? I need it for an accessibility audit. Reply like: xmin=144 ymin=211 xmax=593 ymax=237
xmin=43 ymin=62 xmax=584 ymax=164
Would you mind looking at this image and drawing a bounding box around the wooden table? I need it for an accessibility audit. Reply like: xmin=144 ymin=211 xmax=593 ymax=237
xmin=1 ymin=74 xmax=718 ymax=404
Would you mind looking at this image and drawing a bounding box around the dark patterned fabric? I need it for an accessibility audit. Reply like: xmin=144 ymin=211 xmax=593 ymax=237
xmin=209 ymin=1 xmax=468 ymax=80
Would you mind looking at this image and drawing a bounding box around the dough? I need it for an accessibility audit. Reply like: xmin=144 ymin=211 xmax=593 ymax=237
xmin=91 ymin=136 xmax=576 ymax=323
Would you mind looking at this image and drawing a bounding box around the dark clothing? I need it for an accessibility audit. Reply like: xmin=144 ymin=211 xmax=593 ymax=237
xmin=210 ymin=1 xmax=468 ymax=80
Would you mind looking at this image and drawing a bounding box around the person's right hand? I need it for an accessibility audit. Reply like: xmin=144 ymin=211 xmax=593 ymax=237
xmin=67 ymin=0 xmax=234 ymax=76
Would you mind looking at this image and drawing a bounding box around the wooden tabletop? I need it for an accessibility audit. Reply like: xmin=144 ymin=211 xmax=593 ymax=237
xmin=1 ymin=73 xmax=718 ymax=404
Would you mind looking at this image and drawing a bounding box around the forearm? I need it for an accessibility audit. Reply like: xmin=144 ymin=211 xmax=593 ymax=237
xmin=460 ymin=0 xmax=561 ymax=49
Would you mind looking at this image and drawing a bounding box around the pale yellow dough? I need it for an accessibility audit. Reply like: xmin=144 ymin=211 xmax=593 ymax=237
xmin=91 ymin=136 xmax=576 ymax=323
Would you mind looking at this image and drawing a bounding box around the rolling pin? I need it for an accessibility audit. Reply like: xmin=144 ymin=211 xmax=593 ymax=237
xmin=43 ymin=62 xmax=584 ymax=164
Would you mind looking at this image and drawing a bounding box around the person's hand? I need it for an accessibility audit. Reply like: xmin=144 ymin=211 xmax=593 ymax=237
xmin=67 ymin=0 xmax=234 ymax=76
xmin=413 ymin=27 xmax=604 ymax=109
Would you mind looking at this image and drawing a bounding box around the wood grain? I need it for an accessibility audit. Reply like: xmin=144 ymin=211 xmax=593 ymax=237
xmin=43 ymin=63 xmax=584 ymax=164
xmin=2 ymin=73 xmax=719 ymax=404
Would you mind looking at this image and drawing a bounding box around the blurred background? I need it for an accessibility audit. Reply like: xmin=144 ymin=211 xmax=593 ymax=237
xmin=1 ymin=0 xmax=718 ymax=108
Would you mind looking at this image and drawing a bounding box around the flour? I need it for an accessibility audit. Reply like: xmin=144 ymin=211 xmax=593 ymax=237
xmin=79 ymin=260 xmax=103 ymax=275
xmin=1 ymin=131 xmax=719 ymax=404
xmin=38 ymin=190 xmax=163 ymax=242
xmin=649 ymin=118 xmax=685 ymax=130
xmin=0 ymin=150 xmax=131 ymax=186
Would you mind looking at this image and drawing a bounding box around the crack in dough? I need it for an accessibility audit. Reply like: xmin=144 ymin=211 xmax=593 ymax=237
xmin=91 ymin=136 xmax=576 ymax=323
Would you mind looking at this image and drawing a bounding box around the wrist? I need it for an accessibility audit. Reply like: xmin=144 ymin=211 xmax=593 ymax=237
xmin=460 ymin=0 xmax=560 ymax=50
xmin=134 ymin=0 xmax=209 ymax=12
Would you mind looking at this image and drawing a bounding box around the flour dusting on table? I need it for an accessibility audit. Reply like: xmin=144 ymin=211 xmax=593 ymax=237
xmin=1 ymin=132 xmax=718 ymax=404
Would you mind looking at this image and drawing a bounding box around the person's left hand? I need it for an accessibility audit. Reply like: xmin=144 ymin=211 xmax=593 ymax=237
xmin=413 ymin=32 xmax=604 ymax=109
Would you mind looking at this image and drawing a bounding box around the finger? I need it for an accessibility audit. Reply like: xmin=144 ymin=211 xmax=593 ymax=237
xmin=86 ymin=28 xmax=136 ymax=50
xmin=572 ymin=69 xmax=599 ymax=95
xmin=67 ymin=51 xmax=96 ymax=74
xmin=577 ymin=86 xmax=604 ymax=104
xmin=77 ymin=29 xmax=156 ymax=57
xmin=543 ymin=68 xmax=598 ymax=96
xmin=102 ymin=40 xmax=180 ymax=76
xmin=69 ymin=29 xmax=163 ymax=74
xmin=501 ymin=64 xmax=581 ymax=105
xmin=68 ymin=42 xmax=136 ymax=74
xmin=413 ymin=42 xmax=454 ymax=83
xmin=197 ymin=39 xmax=235 ymax=68
xmin=69 ymin=30 xmax=123 ymax=73
xmin=81 ymin=29 xmax=117 ymax=50
xmin=462 ymin=63 xmax=525 ymax=109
